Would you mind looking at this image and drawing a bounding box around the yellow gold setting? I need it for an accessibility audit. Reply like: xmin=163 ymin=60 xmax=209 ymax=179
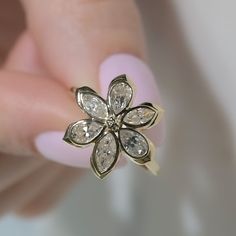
xmin=64 ymin=74 xmax=164 ymax=179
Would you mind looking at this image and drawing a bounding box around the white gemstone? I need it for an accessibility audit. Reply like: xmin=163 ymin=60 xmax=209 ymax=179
xmin=94 ymin=133 xmax=118 ymax=173
xmin=82 ymin=93 xmax=108 ymax=119
xmin=106 ymin=115 xmax=121 ymax=132
xmin=109 ymin=82 xmax=132 ymax=114
xmin=70 ymin=120 xmax=104 ymax=144
xmin=123 ymin=107 xmax=155 ymax=126
xmin=119 ymin=129 xmax=148 ymax=158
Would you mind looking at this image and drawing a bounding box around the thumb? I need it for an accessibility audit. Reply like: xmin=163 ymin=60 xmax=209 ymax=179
xmin=21 ymin=0 xmax=164 ymax=166
xmin=21 ymin=0 xmax=147 ymax=88
xmin=0 ymin=70 xmax=79 ymax=157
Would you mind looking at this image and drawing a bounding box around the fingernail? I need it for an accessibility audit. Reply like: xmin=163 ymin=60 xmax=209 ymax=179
xmin=34 ymin=131 xmax=93 ymax=167
xmin=34 ymin=131 xmax=127 ymax=168
xmin=100 ymin=54 xmax=164 ymax=146
xmin=34 ymin=54 xmax=163 ymax=167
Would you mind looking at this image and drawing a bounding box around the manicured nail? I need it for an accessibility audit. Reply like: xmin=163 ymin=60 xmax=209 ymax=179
xmin=34 ymin=54 xmax=163 ymax=167
xmin=35 ymin=131 xmax=93 ymax=167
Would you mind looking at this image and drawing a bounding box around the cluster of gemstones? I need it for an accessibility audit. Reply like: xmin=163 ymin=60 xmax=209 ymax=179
xmin=64 ymin=75 xmax=163 ymax=179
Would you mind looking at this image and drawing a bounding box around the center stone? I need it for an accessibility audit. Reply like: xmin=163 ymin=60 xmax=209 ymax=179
xmin=106 ymin=116 xmax=121 ymax=132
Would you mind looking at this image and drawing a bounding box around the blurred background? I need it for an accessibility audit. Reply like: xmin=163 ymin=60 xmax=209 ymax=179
xmin=0 ymin=0 xmax=236 ymax=235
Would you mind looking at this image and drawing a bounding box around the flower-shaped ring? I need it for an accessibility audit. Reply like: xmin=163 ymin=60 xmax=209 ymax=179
xmin=63 ymin=74 xmax=164 ymax=179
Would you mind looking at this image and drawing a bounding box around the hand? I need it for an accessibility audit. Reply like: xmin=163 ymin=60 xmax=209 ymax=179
xmin=0 ymin=0 xmax=163 ymax=216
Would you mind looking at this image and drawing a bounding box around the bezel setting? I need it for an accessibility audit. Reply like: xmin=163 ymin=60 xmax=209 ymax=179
xmin=63 ymin=74 xmax=164 ymax=179
xmin=91 ymin=131 xmax=120 ymax=179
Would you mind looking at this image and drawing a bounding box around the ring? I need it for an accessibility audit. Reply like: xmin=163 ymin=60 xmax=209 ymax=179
xmin=63 ymin=74 xmax=164 ymax=179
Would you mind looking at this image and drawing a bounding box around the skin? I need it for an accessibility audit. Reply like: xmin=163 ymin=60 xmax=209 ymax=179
xmin=0 ymin=0 xmax=151 ymax=216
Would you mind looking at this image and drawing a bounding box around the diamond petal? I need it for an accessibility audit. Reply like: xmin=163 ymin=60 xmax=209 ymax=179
xmin=119 ymin=128 xmax=150 ymax=164
xmin=76 ymin=87 xmax=108 ymax=120
xmin=63 ymin=119 xmax=105 ymax=146
xmin=122 ymin=104 xmax=159 ymax=129
xmin=91 ymin=132 xmax=119 ymax=179
xmin=108 ymin=75 xmax=133 ymax=115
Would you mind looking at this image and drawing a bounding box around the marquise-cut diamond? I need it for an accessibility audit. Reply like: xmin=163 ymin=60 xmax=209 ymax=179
xmin=94 ymin=133 xmax=117 ymax=173
xmin=123 ymin=107 xmax=155 ymax=126
xmin=82 ymin=93 xmax=108 ymax=119
xmin=110 ymin=82 xmax=132 ymax=114
xmin=70 ymin=120 xmax=104 ymax=144
xmin=119 ymin=129 xmax=148 ymax=158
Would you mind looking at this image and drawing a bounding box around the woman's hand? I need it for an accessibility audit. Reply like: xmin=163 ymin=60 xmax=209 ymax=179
xmin=0 ymin=0 xmax=163 ymax=216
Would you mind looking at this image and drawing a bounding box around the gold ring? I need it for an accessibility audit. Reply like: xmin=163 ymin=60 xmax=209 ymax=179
xmin=63 ymin=74 xmax=164 ymax=179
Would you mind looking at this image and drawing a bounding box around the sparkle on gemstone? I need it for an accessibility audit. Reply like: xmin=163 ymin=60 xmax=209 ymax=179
xmin=81 ymin=93 xmax=108 ymax=120
xmin=70 ymin=120 xmax=104 ymax=144
xmin=119 ymin=129 xmax=148 ymax=158
xmin=123 ymin=107 xmax=155 ymax=126
xmin=94 ymin=132 xmax=118 ymax=173
xmin=109 ymin=82 xmax=132 ymax=114
xmin=106 ymin=115 xmax=122 ymax=132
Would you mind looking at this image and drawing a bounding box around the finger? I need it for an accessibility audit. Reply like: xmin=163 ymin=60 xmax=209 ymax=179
xmin=0 ymin=163 xmax=64 ymax=215
xmin=5 ymin=32 xmax=128 ymax=169
xmin=0 ymin=30 xmax=80 ymax=158
xmin=16 ymin=167 xmax=81 ymax=217
xmin=0 ymin=33 xmax=126 ymax=169
xmin=4 ymin=33 xmax=46 ymax=75
xmin=0 ymin=70 xmax=79 ymax=154
xmin=21 ymin=0 xmax=146 ymax=87
xmin=0 ymin=34 xmax=82 ymax=217
xmin=0 ymin=34 xmax=47 ymax=193
xmin=0 ymin=154 xmax=45 ymax=192
xmin=21 ymin=0 xmax=164 ymax=165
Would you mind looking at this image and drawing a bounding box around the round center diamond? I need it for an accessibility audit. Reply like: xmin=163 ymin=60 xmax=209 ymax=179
xmin=106 ymin=115 xmax=121 ymax=132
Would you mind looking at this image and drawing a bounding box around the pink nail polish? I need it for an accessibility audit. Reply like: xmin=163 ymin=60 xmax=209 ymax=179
xmin=34 ymin=54 xmax=163 ymax=167
xmin=34 ymin=131 xmax=92 ymax=167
